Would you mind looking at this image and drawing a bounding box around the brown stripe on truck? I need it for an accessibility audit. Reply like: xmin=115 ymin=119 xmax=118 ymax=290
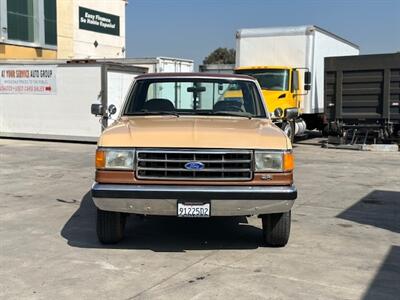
xmin=95 ymin=171 xmax=293 ymax=186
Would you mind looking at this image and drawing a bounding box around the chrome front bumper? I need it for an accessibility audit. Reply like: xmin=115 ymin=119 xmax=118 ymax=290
xmin=91 ymin=183 xmax=297 ymax=216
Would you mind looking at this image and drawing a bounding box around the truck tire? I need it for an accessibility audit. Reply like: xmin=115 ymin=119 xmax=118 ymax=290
xmin=261 ymin=211 xmax=291 ymax=247
xmin=96 ymin=209 xmax=126 ymax=244
xmin=282 ymin=121 xmax=295 ymax=143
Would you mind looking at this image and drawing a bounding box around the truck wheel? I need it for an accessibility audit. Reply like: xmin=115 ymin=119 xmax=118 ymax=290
xmin=97 ymin=209 xmax=126 ymax=244
xmin=282 ymin=121 xmax=295 ymax=143
xmin=261 ymin=211 xmax=291 ymax=247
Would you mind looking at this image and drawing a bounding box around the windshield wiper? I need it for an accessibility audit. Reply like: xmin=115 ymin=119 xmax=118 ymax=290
xmin=196 ymin=111 xmax=253 ymax=119
xmin=125 ymin=111 xmax=180 ymax=117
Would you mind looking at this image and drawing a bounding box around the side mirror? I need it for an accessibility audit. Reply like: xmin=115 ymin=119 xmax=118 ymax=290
xmin=292 ymin=70 xmax=299 ymax=91
xmin=108 ymin=104 xmax=117 ymax=116
xmin=91 ymin=103 xmax=103 ymax=116
xmin=304 ymin=71 xmax=311 ymax=84
xmin=304 ymin=71 xmax=311 ymax=91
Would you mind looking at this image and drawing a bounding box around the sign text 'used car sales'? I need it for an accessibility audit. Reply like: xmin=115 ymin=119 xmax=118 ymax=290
xmin=0 ymin=65 xmax=57 ymax=95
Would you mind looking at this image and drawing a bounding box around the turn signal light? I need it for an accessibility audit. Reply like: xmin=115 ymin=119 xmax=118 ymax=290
xmin=283 ymin=152 xmax=294 ymax=172
xmin=95 ymin=150 xmax=105 ymax=169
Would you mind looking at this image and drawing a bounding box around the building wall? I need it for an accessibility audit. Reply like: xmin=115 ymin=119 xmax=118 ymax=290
xmin=56 ymin=0 xmax=75 ymax=59
xmin=71 ymin=0 xmax=126 ymax=59
xmin=0 ymin=44 xmax=57 ymax=60
xmin=0 ymin=0 xmax=57 ymax=60
xmin=0 ymin=0 xmax=126 ymax=60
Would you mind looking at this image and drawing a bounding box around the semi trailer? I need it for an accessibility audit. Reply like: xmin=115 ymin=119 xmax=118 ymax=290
xmin=235 ymin=25 xmax=360 ymax=141
xmin=325 ymin=53 xmax=400 ymax=144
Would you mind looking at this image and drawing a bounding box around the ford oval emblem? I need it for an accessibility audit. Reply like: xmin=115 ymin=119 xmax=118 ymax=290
xmin=184 ymin=161 xmax=205 ymax=170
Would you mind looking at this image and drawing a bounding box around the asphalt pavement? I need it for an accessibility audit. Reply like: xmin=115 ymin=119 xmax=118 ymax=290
xmin=0 ymin=138 xmax=399 ymax=299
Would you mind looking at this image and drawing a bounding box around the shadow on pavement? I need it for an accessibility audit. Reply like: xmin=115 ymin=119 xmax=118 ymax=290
xmin=61 ymin=191 xmax=262 ymax=252
xmin=337 ymin=191 xmax=400 ymax=299
xmin=362 ymin=245 xmax=400 ymax=300
xmin=292 ymin=130 xmax=326 ymax=147
xmin=336 ymin=190 xmax=400 ymax=233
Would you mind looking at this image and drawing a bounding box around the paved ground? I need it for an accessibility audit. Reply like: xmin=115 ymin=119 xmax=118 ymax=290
xmin=0 ymin=138 xmax=399 ymax=300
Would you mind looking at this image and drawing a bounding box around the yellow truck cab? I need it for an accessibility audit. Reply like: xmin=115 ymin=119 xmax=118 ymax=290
xmin=235 ymin=66 xmax=308 ymax=141
xmin=91 ymin=73 xmax=297 ymax=247
xmin=235 ymin=66 xmax=298 ymax=116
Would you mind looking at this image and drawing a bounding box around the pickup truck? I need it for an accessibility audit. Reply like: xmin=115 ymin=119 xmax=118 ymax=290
xmin=91 ymin=73 xmax=297 ymax=247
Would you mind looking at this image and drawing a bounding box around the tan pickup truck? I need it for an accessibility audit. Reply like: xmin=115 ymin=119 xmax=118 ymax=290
xmin=91 ymin=73 xmax=297 ymax=247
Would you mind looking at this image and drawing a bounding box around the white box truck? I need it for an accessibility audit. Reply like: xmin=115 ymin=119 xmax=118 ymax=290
xmin=235 ymin=25 xmax=359 ymax=140
xmin=106 ymin=57 xmax=194 ymax=73
xmin=0 ymin=57 xmax=193 ymax=142
xmin=0 ymin=61 xmax=146 ymax=142
xmin=199 ymin=64 xmax=235 ymax=74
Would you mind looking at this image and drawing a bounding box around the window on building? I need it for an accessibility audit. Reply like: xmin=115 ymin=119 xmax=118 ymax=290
xmin=44 ymin=0 xmax=57 ymax=45
xmin=6 ymin=0 xmax=35 ymax=43
xmin=2 ymin=0 xmax=57 ymax=47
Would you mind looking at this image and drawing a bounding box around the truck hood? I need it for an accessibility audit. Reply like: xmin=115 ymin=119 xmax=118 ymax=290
xmin=98 ymin=116 xmax=290 ymax=150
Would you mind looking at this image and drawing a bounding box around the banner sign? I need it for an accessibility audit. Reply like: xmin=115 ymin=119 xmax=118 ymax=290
xmin=79 ymin=6 xmax=120 ymax=36
xmin=0 ymin=65 xmax=57 ymax=95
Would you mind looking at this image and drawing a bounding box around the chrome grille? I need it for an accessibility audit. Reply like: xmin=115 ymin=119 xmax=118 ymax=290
xmin=136 ymin=149 xmax=253 ymax=181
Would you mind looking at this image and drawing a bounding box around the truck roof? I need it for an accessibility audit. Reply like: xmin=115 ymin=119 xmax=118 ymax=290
xmin=135 ymin=72 xmax=255 ymax=81
xmin=236 ymin=25 xmax=359 ymax=50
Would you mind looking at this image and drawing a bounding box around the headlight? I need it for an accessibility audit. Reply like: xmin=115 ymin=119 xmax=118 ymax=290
xmin=274 ymin=108 xmax=283 ymax=118
xmin=96 ymin=148 xmax=135 ymax=170
xmin=255 ymin=151 xmax=294 ymax=172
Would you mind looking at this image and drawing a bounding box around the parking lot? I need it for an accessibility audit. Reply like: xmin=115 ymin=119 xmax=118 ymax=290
xmin=0 ymin=137 xmax=399 ymax=299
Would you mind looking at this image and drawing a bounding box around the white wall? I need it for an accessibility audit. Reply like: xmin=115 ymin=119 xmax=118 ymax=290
xmin=236 ymin=35 xmax=308 ymax=68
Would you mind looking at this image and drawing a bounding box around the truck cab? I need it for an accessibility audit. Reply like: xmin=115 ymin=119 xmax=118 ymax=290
xmin=235 ymin=66 xmax=306 ymax=141
xmin=235 ymin=66 xmax=300 ymax=119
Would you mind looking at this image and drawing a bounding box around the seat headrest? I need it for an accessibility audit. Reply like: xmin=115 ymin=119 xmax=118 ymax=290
xmin=213 ymin=100 xmax=242 ymax=111
xmin=143 ymin=98 xmax=175 ymax=111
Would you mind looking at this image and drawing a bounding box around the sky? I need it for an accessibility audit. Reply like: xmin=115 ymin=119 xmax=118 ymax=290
xmin=125 ymin=0 xmax=400 ymax=66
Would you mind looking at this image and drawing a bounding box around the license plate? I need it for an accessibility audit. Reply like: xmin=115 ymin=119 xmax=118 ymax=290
xmin=177 ymin=202 xmax=210 ymax=218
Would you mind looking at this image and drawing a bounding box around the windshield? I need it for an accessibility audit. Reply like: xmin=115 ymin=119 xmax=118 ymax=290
xmin=236 ymin=69 xmax=290 ymax=91
xmin=123 ymin=78 xmax=267 ymax=118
